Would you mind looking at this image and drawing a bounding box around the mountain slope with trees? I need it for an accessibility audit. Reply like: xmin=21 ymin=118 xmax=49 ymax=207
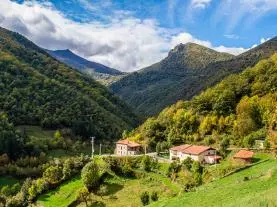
xmin=0 ymin=27 xmax=138 ymax=142
xmin=111 ymin=38 xmax=277 ymax=117
xmin=124 ymin=53 xmax=277 ymax=150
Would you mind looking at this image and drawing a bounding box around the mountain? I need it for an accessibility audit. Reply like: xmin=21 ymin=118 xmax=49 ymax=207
xmin=110 ymin=38 xmax=277 ymax=117
xmin=0 ymin=27 xmax=138 ymax=140
xmin=46 ymin=49 xmax=125 ymax=84
xmin=125 ymin=53 xmax=277 ymax=150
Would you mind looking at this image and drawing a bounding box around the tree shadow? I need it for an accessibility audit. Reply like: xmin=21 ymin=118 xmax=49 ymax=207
xmin=89 ymin=201 xmax=106 ymax=207
xmin=105 ymin=183 xmax=124 ymax=195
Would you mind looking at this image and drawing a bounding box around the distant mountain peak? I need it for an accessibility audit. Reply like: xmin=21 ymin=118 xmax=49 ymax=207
xmin=46 ymin=49 xmax=124 ymax=76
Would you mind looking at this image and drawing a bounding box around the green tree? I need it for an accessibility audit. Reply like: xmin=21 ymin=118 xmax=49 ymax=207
xmin=43 ymin=166 xmax=63 ymax=184
xmin=141 ymin=156 xmax=151 ymax=172
xmin=81 ymin=161 xmax=100 ymax=191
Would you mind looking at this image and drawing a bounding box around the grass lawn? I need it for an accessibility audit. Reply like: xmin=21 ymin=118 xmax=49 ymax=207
xmin=150 ymin=159 xmax=277 ymax=207
xmin=0 ymin=176 xmax=20 ymax=188
xmin=36 ymin=176 xmax=83 ymax=207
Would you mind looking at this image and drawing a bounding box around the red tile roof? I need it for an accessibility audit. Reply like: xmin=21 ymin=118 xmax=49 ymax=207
xmin=183 ymin=145 xmax=214 ymax=155
xmin=116 ymin=139 xmax=141 ymax=148
xmin=170 ymin=144 xmax=214 ymax=155
xmin=233 ymin=150 xmax=254 ymax=159
xmin=170 ymin=144 xmax=191 ymax=152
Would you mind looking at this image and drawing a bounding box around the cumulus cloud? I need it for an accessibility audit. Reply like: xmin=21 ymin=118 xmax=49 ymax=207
xmin=170 ymin=32 xmax=247 ymax=55
xmin=0 ymin=0 xmax=254 ymax=71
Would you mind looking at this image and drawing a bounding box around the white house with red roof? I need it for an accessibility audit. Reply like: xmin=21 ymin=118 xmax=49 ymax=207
xmin=170 ymin=144 xmax=221 ymax=164
xmin=116 ymin=139 xmax=141 ymax=156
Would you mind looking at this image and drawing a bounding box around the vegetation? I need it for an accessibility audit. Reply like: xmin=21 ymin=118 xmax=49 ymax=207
xmin=0 ymin=26 xmax=138 ymax=145
xmin=150 ymin=159 xmax=277 ymax=207
xmin=1 ymin=155 xmax=90 ymax=207
xmin=124 ymin=54 xmax=277 ymax=150
xmin=36 ymin=156 xmax=181 ymax=207
xmin=111 ymin=38 xmax=277 ymax=117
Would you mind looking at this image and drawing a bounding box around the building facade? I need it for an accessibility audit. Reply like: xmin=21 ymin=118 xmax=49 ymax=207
xmin=170 ymin=144 xmax=221 ymax=164
xmin=116 ymin=139 xmax=141 ymax=156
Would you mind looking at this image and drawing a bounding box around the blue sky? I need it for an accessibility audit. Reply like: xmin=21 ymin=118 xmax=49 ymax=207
xmin=1 ymin=0 xmax=277 ymax=71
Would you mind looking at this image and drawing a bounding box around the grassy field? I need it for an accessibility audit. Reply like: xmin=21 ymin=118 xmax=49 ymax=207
xmin=36 ymin=176 xmax=83 ymax=207
xmin=16 ymin=125 xmax=92 ymax=158
xmin=36 ymin=170 xmax=181 ymax=207
xmin=150 ymin=159 xmax=277 ymax=207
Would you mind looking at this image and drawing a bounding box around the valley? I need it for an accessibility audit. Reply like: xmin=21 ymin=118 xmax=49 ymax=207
xmin=0 ymin=3 xmax=276 ymax=206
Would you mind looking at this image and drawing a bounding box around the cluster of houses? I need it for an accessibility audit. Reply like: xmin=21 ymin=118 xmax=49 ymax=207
xmin=115 ymin=139 xmax=254 ymax=164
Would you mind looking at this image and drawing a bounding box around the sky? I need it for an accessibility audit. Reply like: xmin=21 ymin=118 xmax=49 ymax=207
xmin=0 ymin=0 xmax=277 ymax=72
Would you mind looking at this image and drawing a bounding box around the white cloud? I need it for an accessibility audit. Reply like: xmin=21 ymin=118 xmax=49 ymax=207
xmin=260 ymin=37 xmax=270 ymax=44
xmin=0 ymin=0 xmax=258 ymax=71
xmin=170 ymin=32 xmax=248 ymax=55
xmin=190 ymin=0 xmax=212 ymax=9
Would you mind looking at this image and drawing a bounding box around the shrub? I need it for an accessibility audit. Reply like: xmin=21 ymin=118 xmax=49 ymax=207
xmin=140 ymin=191 xmax=150 ymax=206
xmin=151 ymin=191 xmax=159 ymax=201
xmin=43 ymin=166 xmax=63 ymax=185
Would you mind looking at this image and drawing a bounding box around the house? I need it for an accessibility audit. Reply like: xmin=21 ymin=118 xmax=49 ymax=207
xmin=115 ymin=139 xmax=141 ymax=156
xmin=169 ymin=144 xmax=221 ymax=164
xmin=233 ymin=150 xmax=254 ymax=163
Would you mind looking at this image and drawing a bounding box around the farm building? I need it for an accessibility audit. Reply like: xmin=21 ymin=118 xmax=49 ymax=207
xmin=233 ymin=150 xmax=254 ymax=163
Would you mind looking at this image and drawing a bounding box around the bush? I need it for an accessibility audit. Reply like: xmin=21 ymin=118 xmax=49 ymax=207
xmin=151 ymin=191 xmax=159 ymax=201
xmin=140 ymin=191 xmax=150 ymax=206
xmin=43 ymin=166 xmax=63 ymax=185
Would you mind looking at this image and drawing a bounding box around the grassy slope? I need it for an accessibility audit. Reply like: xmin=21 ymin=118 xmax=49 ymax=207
xmin=16 ymin=126 xmax=92 ymax=158
xmin=36 ymin=170 xmax=181 ymax=207
xmin=37 ymin=176 xmax=83 ymax=207
xmin=150 ymin=159 xmax=277 ymax=207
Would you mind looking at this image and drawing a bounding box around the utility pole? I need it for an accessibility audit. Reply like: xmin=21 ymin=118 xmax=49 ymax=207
xmin=99 ymin=143 xmax=102 ymax=155
xmin=91 ymin=136 xmax=95 ymax=158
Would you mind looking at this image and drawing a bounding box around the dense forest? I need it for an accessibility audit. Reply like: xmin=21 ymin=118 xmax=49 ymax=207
xmin=124 ymin=54 xmax=277 ymax=150
xmin=0 ymin=27 xmax=138 ymax=143
xmin=111 ymin=38 xmax=277 ymax=117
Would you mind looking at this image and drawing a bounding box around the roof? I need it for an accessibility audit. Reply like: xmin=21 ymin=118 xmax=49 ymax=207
xmin=233 ymin=150 xmax=254 ymax=159
xmin=170 ymin=144 xmax=214 ymax=155
xmin=116 ymin=139 xmax=141 ymax=147
xmin=170 ymin=144 xmax=191 ymax=152
xmin=183 ymin=145 xmax=214 ymax=155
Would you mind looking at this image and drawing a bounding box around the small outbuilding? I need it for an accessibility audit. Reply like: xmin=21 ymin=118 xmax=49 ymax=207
xmin=233 ymin=150 xmax=254 ymax=163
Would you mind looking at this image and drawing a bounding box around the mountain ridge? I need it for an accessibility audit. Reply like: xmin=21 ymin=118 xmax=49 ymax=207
xmin=110 ymin=38 xmax=277 ymax=117
xmin=46 ymin=48 xmax=124 ymax=75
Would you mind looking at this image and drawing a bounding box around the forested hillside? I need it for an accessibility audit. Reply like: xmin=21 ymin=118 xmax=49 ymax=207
xmin=124 ymin=54 xmax=277 ymax=150
xmin=111 ymin=38 xmax=277 ymax=117
xmin=0 ymin=27 xmax=138 ymax=141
